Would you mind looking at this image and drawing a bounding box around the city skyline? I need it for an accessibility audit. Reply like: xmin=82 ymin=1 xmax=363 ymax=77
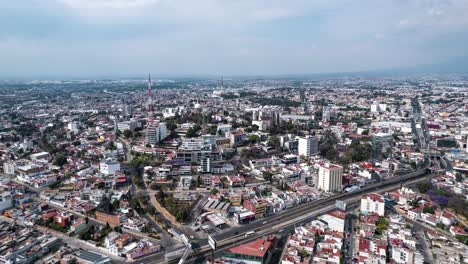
xmin=2 ymin=0 xmax=468 ymax=78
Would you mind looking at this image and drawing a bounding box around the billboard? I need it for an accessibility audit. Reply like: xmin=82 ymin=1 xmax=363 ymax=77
xmin=335 ymin=200 xmax=347 ymax=211
xmin=208 ymin=235 xmax=217 ymax=250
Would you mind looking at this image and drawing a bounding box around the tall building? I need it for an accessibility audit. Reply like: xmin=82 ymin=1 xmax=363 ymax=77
xmin=145 ymin=123 xmax=167 ymax=146
xmin=318 ymin=163 xmax=343 ymax=192
xmin=322 ymin=106 xmax=331 ymax=122
xmin=123 ymin=104 xmax=133 ymax=117
xmin=372 ymin=132 xmax=393 ymax=161
xmin=67 ymin=121 xmax=81 ymax=134
xmin=298 ymin=136 xmax=318 ymax=157
xmin=360 ymin=193 xmax=385 ymax=216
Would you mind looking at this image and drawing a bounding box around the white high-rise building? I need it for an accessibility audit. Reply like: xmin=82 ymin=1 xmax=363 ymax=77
xmin=318 ymin=163 xmax=343 ymax=192
xmin=68 ymin=121 xmax=81 ymax=134
xmin=298 ymin=136 xmax=318 ymax=157
xmin=360 ymin=193 xmax=385 ymax=216
xmin=145 ymin=122 xmax=167 ymax=146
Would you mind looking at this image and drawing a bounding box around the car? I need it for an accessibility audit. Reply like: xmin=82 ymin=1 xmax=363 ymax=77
xmin=262 ymin=221 xmax=267 ymax=224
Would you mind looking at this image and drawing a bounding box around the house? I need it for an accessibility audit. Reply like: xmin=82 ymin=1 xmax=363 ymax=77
xmin=450 ymin=226 xmax=467 ymax=237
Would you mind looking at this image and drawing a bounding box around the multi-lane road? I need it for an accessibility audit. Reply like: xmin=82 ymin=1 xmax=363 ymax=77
xmin=161 ymin=161 xmax=431 ymax=264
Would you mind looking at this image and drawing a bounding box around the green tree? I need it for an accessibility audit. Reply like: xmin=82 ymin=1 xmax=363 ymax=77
xmin=221 ymin=177 xmax=229 ymax=189
xmin=211 ymin=188 xmax=219 ymax=195
xmin=423 ymin=205 xmax=435 ymax=214
xmin=417 ymin=182 xmax=432 ymax=193
xmin=123 ymin=129 xmax=133 ymax=138
xmin=263 ymin=171 xmax=273 ymax=183
xmin=267 ymin=136 xmax=280 ymax=149
xmin=209 ymin=125 xmax=218 ymax=135
xmin=53 ymin=155 xmax=68 ymax=167
xmin=186 ymin=127 xmax=198 ymax=138
xmin=112 ymin=199 xmax=120 ymax=210
xmin=248 ymin=134 xmax=260 ymax=144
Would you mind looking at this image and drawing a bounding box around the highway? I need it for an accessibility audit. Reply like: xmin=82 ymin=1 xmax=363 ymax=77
xmin=160 ymin=161 xmax=431 ymax=264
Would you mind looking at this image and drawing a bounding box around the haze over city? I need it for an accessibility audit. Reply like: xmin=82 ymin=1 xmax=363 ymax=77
xmin=2 ymin=0 xmax=468 ymax=78
xmin=1 ymin=1 xmax=468 ymax=264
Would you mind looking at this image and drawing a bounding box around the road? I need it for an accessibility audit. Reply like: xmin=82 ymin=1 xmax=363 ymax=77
xmin=164 ymin=172 xmax=432 ymax=264
xmin=344 ymin=212 xmax=356 ymax=264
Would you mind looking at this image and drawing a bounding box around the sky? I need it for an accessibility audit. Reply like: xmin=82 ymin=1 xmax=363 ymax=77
xmin=1 ymin=0 xmax=468 ymax=78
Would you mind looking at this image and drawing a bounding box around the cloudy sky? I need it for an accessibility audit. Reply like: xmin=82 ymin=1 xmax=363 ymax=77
xmin=1 ymin=0 xmax=468 ymax=78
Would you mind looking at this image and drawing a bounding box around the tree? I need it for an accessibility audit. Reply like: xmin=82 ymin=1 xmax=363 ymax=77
xmin=123 ymin=129 xmax=133 ymax=138
xmin=211 ymin=188 xmax=219 ymax=195
xmin=252 ymin=124 xmax=259 ymax=131
xmin=209 ymin=125 xmax=218 ymax=135
xmin=263 ymin=171 xmax=273 ymax=183
xmin=146 ymin=205 xmax=156 ymax=215
xmin=417 ymin=181 xmax=431 ymax=193
xmin=157 ymin=189 xmax=166 ymax=201
xmin=85 ymin=216 xmax=89 ymax=224
xmin=423 ymin=205 xmax=435 ymax=214
xmin=176 ymin=210 xmax=187 ymax=223
xmin=248 ymin=134 xmax=260 ymax=144
xmin=112 ymin=199 xmax=120 ymax=210
xmin=221 ymin=177 xmax=229 ymax=189
xmin=107 ymin=141 xmax=117 ymax=150
xmin=267 ymin=136 xmax=280 ymax=149
xmin=53 ymin=155 xmax=68 ymax=167
xmin=186 ymin=127 xmax=198 ymax=138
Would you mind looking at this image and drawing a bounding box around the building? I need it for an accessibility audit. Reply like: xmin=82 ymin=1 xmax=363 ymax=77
xmin=230 ymin=130 xmax=246 ymax=147
xmin=318 ymin=210 xmax=346 ymax=233
xmin=360 ymin=193 xmax=385 ymax=216
xmin=0 ymin=191 xmax=13 ymax=212
xmin=223 ymin=238 xmax=273 ymax=264
xmin=2 ymin=161 xmax=15 ymax=175
xmin=146 ymin=122 xmax=167 ymax=146
xmin=67 ymin=121 xmax=81 ymax=134
xmin=117 ymin=120 xmax=138 ymax=132
xmin=123 ymin=104 xmax=133 ymax=117
xmin=243 ymin=199 xmax=269 ymax=218
xmin=298 ymin=136 xmax=318 ymax=157
xmin=318 ymin=163 xmax=343 ymax=192
xmin=100 ymin=159 xmax=121 ymax=175
xmin=372 ymin=132 xmax=393 ymax=161
xmin=30 ymin=152 xmax=50 ymax=162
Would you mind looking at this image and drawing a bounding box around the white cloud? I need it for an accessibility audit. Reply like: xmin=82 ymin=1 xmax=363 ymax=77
xmin=59 ymin=0 xmax=160 ymax=9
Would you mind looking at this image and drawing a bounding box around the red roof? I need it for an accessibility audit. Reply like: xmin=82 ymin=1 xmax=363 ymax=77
xmin=362 ymin=193 xmax=384 ymax=203
xmin=327 ymin=210 xmax=346 ymax=220
xmin=227 ymin=238 xmax=272 ymax=258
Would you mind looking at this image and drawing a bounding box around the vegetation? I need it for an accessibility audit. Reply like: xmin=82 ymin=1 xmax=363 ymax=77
xmin=251 ymin=97 xmax=302 ymax=107
xmin=156 ymin=191 xmax=191 ymax=223
xmin=53 ymin=155 xmax=68 ymax=167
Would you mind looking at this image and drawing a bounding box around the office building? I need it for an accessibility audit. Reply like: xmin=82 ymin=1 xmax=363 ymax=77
xmin=298 ymin=136 xmax=318 ymax=157
xmin=145 ymin=122 xmax=167 ymax=146
xmin=117 ymin=120 xmax=138 ymax=132
xmin=318 ymin=163 xmax=343 ymax=192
